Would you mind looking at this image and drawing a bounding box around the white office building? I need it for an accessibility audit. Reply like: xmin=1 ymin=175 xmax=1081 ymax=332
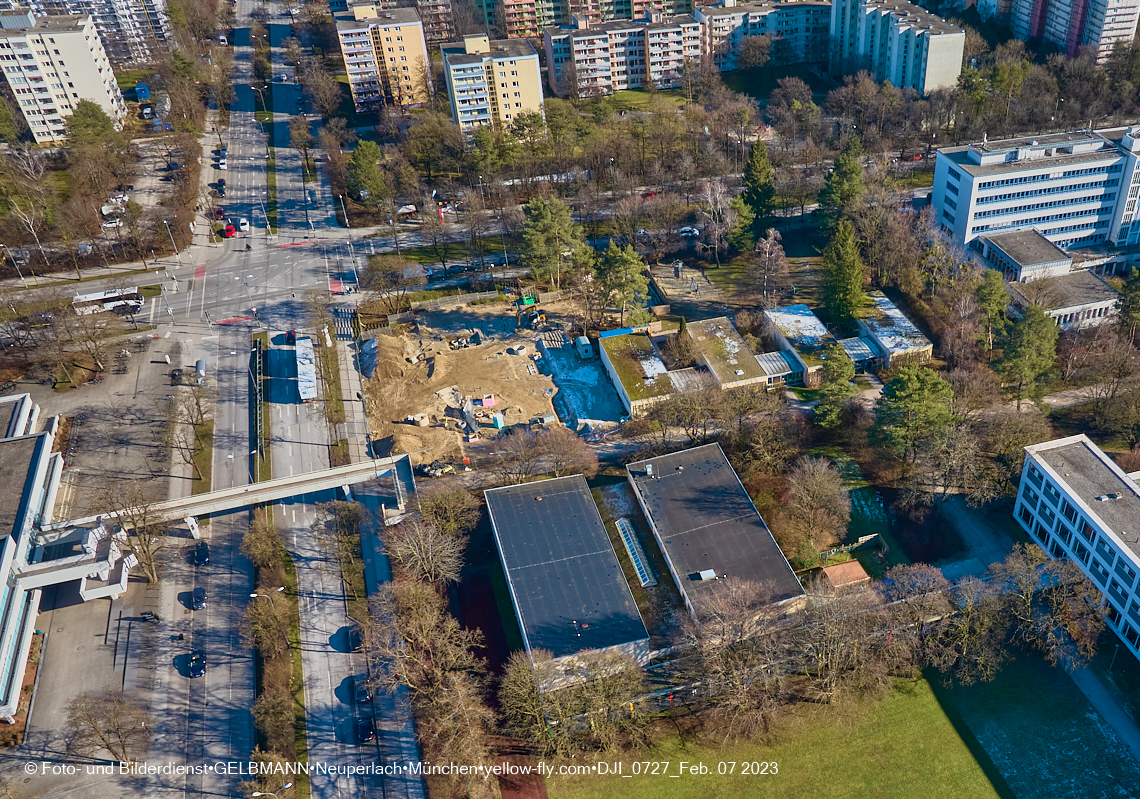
xmin=0 ymin=0 xmax=169 ymax=67
xmin=1014 ymin=435 xmax=1140 ymax=663
xmin=932 ymin=128 xmax=1140 ymax=254
xmin=0 ymin=10 xmax=126 ymax=143
xmin=829 ymin=0 xmax=964 ymax=93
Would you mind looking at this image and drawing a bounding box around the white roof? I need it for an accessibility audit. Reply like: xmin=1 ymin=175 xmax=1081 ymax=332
xmin=862 ymin=292 xmax=932 ymax=355
xmin=766 ymin=304 xmax=828 ymax=346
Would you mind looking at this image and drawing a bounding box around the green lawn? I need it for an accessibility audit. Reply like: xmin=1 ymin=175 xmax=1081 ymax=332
xmin=190 ymin=419 xmax=214 ymax=495
xmin=548 ymin=677 xmax=1006 ymax=799
xmin=609 ymin=89 xmax=687 ymax=110
xmin=895 ymin=169 xmax=936 ymax=189
xmin=394 ymin=235 xmax=509 ymax=265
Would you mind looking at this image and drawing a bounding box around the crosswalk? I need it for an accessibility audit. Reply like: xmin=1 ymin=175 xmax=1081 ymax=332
xmin=331 ymin=306 xmax=355 ymax=340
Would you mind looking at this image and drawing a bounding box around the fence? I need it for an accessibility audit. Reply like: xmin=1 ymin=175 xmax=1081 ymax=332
xmin=410 ymin=290 xmax=498 ymax=310
xmin=537 ymin=290 xmax=562 ymax=304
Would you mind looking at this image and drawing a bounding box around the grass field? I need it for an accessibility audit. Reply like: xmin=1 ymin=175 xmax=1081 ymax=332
xmin=704 ymin=222 xmax=828 ymax=307
xmin=548 ymin=676 xmax=1006 ymax=799
xmin=609 ymin=89 xmax=687 ymax=110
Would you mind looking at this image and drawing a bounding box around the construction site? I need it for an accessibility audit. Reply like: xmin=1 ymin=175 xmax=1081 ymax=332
xmin=359 ymin=296 xmax=575 ymax=467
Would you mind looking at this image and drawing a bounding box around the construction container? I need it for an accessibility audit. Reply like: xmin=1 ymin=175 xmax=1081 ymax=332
xmin=492 ymin=413 xmax=505 ymax=429
xmin=575 ymin=336 xmax=594 ymax=359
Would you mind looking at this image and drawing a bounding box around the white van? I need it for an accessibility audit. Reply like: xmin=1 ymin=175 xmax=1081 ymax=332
xmin=217 ymin=34 xmax=228 ymax=46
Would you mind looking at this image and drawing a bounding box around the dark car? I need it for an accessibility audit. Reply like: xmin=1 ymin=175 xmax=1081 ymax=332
xmin=218 ymin=178 xmax=226 ymax=188
xmin=223 ymin=224 xmax=236 ymax=238
xmin=354 ymin=678 xmax=372 ymax=704
xmin=355 ymin=717 xmax=375 ymax=743
xmin=285 ymin=329 xmax=296 ymax=345
xmin=217 ymin=186 xmax=226 ymax=198
xmin=347 ymin=625 xmax=363 ymax=652
xmin=191 ymin=587 xmax=207 ymax=610
xmin=193 ymin=540 xmax=210 ymax=566
xmin=214 ymin=207 xmax=225 ymax=220
xmin=170 ymin=368 xmax=183 ymax=386
xmin=188 ymin=652 xmax=206 ymax=678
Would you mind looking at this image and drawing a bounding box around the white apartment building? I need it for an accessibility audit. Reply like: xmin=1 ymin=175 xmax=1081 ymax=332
xmin=0 ymin=0 xmax=169 ymax=67
xmin=442 ymin=34 xmax=544 ymax=134
xmin=1014 ymin=435 xmax=1140 ymax=664
xmin=695 ymin=0 xmax=830 ymax=71
xmin=932 ymin=128 xmax=1140 ymax=254
xmin=1007 ymin=0 xmax=1140 ymax=62
xmin=543 ymin=13 xmax=701 ymax=96
xmin=0 ymin=10 xmax=125 ymax=144
xmin=335 ymin=6 xmax=432 ymax=110
xmin=829 ymin=0 xmax=964 ymax=93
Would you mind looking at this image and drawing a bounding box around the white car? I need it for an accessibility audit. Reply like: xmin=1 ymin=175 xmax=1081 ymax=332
xmin=238 ymin=217 xmax=250 ymax=232
xmin=109 ymin=193 xmax=128 ymax=203
xmin=101 ymin=219 xmax=123 ymax=230
xmin=217 ymin=161 xmax=228 ymax=171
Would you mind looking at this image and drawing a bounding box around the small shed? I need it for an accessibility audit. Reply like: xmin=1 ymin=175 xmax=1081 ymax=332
xmin=820 ymin=560 xmax=871 ymax=593
xmin=575 ymin=335 xmax=594 ymax=360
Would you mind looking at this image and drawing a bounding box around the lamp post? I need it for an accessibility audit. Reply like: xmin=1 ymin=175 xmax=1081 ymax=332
xmin=163 ymin=219 xmax=183 ymax=268
xmin=251 ymin=782 xmax=293 ymax=798
xmin=339 ymin=194 xmax=351 ymax=229
xmin=250 ymin=587 xmax=286 ymax=603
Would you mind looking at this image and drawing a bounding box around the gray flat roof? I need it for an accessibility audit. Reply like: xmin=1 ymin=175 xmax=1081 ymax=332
xmin=863 ymin=291 xmax=932 ymax=355
xmin=698 ymin=0 xmax=830 ymax=17
xmin=863 ymin=0 xmax=962 ymax=35
xmin=0 ymin=435 xmax=41 ymax=540
xmin=546 ymin=14 xmax=697 ymax=37
xmin=985 ymin=229 xmax=1071 ymax=268
xmin=335 ymin=7 xmax=421 ymax=29
xmin=442 ymin=37 xmax=536 ymax=63
xmin=1029 ymin=436 xmax=1140 ymax=560
xmin=0 ymin=12 xmax=87 ymax=35
xmin=1010 ymin=270 xmax=1119 ymax=311
xmin=755 ymin=349 xmax=798 ymax=377
xmin=938 ymin=144 xmax=1121 ymax=178
xmin=627 ymin=444 xmax=803 ymax=617
xmin=485 ymin=476 xmax=649 ymax=660
xmin=838 ymin=336 xmax=881 ymax=363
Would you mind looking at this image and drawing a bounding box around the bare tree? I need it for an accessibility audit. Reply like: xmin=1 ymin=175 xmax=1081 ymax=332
xmin=94 ymin=475 xmax=169 ymax=584
xmin=66 ymin=687 xmax=152 ymax=765
xmin=539 ymin=426 xmax=599 ymax=477
xmin=241 ymin=514 xmax=285 ymax=571
xmin=240 ymin=593 xmax=292 ymax=658
xmin=698 ymin=181 xmax=736 ymax=267
xmin=413 ymin=484 xmax=480 ymax=537
xmin=385 ymin=519 xmax=466 ymax=585
xmin=927 ymin=576 xmax=1010 ymax=685
xmin=360 ymin=254 xmax=425 ymax=314
xmin=414 ymin=670 xmax=498 ymax=799
xmin=786 ymin=456 xmax=851 ymax=550
xmin=492 ymin=429 xmax=542 ymax=485
xmin=750 ymin=228 xmax=788 ymax=307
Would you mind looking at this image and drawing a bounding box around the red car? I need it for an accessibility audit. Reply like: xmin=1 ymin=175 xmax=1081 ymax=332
xmin=223 ymin=224 xmax=236 ymax=238
xmin=641 ymin=191 xmax=656 ymax=199
xmin=214 ymin=208 xmax=225 ymax=220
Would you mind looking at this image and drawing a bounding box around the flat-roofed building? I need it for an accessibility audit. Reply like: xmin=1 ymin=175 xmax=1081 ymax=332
xmin=856 ymin=291 xmax=933 ymax=369
xmin=1014 ymin=435 xmax=1140 ymax=662
xmin=696 ymin=0 xmax=830 ymax=71
xmin=763 ymin=303 xmax=836 ymax=387
xmin=979 ymin=229 xmax=1073 ymax=282
xmin=485 ymin=476 xmax=650 ymax=667
xmin=1008 ymin=271 xmax=1120 ymax=331
xmin=0 ymin=10 xmax=126 ymax=143
xmin=335 ymin=6 xmax=432 ymax=110
xmin=837 ymin=335 xmax=884 ymax=371
xmin=754 ymin=349 xmax=801 ymax=388
xmin=627 ymin=444 xmax=804 ymax=621
xmin=442 ymin=34 xmax=544 ymax=134
xmin=5 ymin=0 xmax=172 ymax=67
xmin=685 ymin=316 xmax=767 ymax=390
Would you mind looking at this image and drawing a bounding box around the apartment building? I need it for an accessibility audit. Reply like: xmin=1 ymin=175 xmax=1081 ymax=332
xmin=543 ymin=13 xmax=701 ymax=96
xmin=442 ymin=34 xmax=544 ymax=134
xmin=695 ymin=0 xmax=830 ymax=71
xmin=347 ymin=0 xmax=452 ymax=44
xmin=483 ymin=0 xmax=690 ymax=39
xmin=1007 ymin=0 xmax=1140 ymax=62
xmin=0 ymin=10 xmax=125 ymax=144
xmin=931 ymin=127 xmax=1140 ymax=253
xmin=335 ymin=5 xmax=431 ymax=111
xmin=1014 ymin=435 xmax=1140 ymax=664
xmin=0 ymin=0 xmax=169 ymax=67
xmin=829 ymin=0 xmax=964 ymax=93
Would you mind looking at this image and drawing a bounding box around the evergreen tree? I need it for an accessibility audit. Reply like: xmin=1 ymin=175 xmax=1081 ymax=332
xmin=817 ymin=137 xmax=865 ymax=232
xmin=976 ymin=268 xmax=1009 ymax=351
xmin=1116 ymin=267 xmax=1140 ymax=345
xmin=727 ymin=195 xmax=755 ymax=252
xmin=815 ymin=344 xmax=857 ymax=429
xmin=346 ymin=140 xmax=389 ymax=208
xmin=742 ymin=141 xmax=775 ymax=223
xmin=598 ymin=243 xmax=649 ymax=325
xmin=520 ymin=196 xmax=584 ymax=290
xmin=821 ymin=220 xmax=866 ymax=326
xmin=1002 ymin=305 xmax=1059 ymax=408
xmin=874 ymin=365 xmax=954 ymax=464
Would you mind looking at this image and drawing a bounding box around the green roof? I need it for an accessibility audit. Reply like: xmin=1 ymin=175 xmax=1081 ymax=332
xmin=600 ymin=333 xmax=675 ymax=401
xmin=686 ymin=317 xmax=764 ymax=384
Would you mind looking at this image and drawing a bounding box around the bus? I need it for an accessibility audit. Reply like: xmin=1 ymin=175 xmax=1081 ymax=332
xmin=295 ymin=336 xmax=317 ymax=402
xmin=72 ymin=287 xmax=143 ymax=316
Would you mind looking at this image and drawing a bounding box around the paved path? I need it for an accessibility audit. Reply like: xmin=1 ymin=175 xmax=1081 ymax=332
xmin=1069 ymin=665 xmax=1140 ymax=765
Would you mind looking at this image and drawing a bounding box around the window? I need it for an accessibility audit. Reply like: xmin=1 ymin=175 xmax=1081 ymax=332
xmin=1116 ymin=559 xmax=1137 ymax=587
xmin=1032 ymin=521 xmax=1049 ymax=543
xmin=1091 ymin=558 xmax=1110 ymax=585
xmin=1060 ymin=500 xmax=1077 ymax=525
xmin=1073 ymin=539 xmax=1091 ymax=564
xmin=948 ymin=166 xmax=962 ymax=181
xmin=1027 ymin=464 xmax=1043 ymax=487
xmin=1055 ymin=522 xmax=1073 ymax=547
xmin=1095 ymin=537 xmax=1117 ymax=566
xmin=1077 ymin=520 xmax=1097 ymax=546
xmin=1038 ymin=502 xmax=1056 ymax=528
xmin=1042 ymin=481 xmax=1061 ymax=507
xmin=1125 ymin=623 xmax=1140 ymax=647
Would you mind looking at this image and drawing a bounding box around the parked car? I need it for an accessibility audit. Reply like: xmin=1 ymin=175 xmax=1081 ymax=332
xmin=678 ymin=226 xmax=700 ymax=238
xmin=192 ymin=540 xmax=210 ymax=566
xmin=217 ymin=186 xmax=225 ymax=197
xmin=641 ymin=191 xmax=656 ymax=199
xmin=347 ymin=625 xmax=364 ymax=652
xmin=217 ymin=34 xmax=228 ymax=46
xmin=217 ymin=178 xmax=226 ymax=188
xmin=354 ymin=678 xmax=372 ymax=704
xmin=188 ymin=652 xmax=206 ymax=677
xmin=238 ymin=217 xmax=250 ymax=232
xmin=223 ymin=224 xmax=236 ymax=238
xmin=191 ymin=587 xmax=207 ymax=610
xmin=171 ymin=368 xmax=183 ymax=386
xmin=285 ymin=329 xmax=296 ymax=345
xmin=217 ymin=159 xmax=227 ymax=170
xmin=355 ymin=717 xmax=375 ymax=743
xmin=214 ymin=208 xmax=225 ymax=220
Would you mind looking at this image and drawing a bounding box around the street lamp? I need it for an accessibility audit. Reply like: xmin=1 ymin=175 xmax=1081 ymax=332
xmin=250 ymin=587 xmax=286 ymax=603
xmin=163 ymin=219 xmax=183 ymax=269
xmin=251 ymin=783 xmax=293 ymax=798
xmin=339 ymin=194 xmax=351 ymax=229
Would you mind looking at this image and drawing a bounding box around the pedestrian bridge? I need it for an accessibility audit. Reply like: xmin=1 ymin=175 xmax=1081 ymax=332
xmin=43 ymin=453 xmax=415 ymax=532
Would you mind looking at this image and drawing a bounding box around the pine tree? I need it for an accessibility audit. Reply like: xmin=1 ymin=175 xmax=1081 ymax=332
xmin=817 ymin=137 xmax=865 ymax=232
xmin=975 ymin=269 xmax=1009 ymax=351
xmin=821 ymin=220 xmax=866 ymax=326
xmin=1116 ymin=267 xmax=1140 ymax=345
xmin=815 ymin=343 xmax=857 ymax=429
xmin=742 ymin=141 xmax=775 ymax=223
xmin=727 ymin=195 xmax=755 ymax=252
xmin=1002 ymin=305 xmax=1059 ymax=409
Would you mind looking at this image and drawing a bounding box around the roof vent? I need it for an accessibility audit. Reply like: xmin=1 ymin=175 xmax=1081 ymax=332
xmin=698 ymin=569 xmax=717 ymax=581
xmin=1095 ymin=493 xmax=1123 ymax=501
xmin=646 ymin=464 xmax=654 ymax=478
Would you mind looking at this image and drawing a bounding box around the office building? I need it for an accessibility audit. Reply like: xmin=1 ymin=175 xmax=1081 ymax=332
xmin=695 ymin=0 xmax=830 ymax=71
xmin=0 ymin=10 xmax=125 ymax=144
xmin=1014 ymin=435 xmax=1140 ymax=664
xmin=442 ymin=34 xmax=544 ymax=134
xmin=485 ymin=476 xmax=650 ymax=667
xmin=1007 ymin=0 xmax=1140 ymax=62
xmin=543 ymin=12 xmax=701 ymax=96
xmin=931 ymin=128 xmax=1140 ymax=253
xmin=347 ymin=0 xmax=452 ymax=44
xmin=0 ymin=0 xmax=169 ymax=67
xmin=335 ymin=5 xmax=432 ymax=111
xmin=829 ymin=0 xmax=964 ymax=94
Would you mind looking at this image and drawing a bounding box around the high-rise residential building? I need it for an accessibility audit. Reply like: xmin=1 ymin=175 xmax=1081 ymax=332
xmin=481 ymin=0 xmax=690 ymax=38
xmin=931 ymin=127 xmax=1140 ymax=254
xmin=829 ymin=0 xmax=964 ymax=93
xmin=335 ymin=6 xmax=432 ymax=111
xmin=1013 ymin=435 xmax=1140 ymax=665
xmin=442 ymin=34 xmax=544 ymax=134
xmin=544 ymin=13 xmax=700 ymax=96
xmin=0 ymin=10 xmax=126 ymax=143
xmin=695 ymin=0 xmax=830 ymax=71
xmin=348 ymin=0 xmax=452 ymax=44
xmin=1004 ymin=0 xmax=1139 ymax=62
xmin=0 ymin=0 xmax=169 ymax=67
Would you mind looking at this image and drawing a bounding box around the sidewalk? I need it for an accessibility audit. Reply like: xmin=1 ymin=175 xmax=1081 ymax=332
xmin=336 ymin=338 xmax=368 ymax=463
